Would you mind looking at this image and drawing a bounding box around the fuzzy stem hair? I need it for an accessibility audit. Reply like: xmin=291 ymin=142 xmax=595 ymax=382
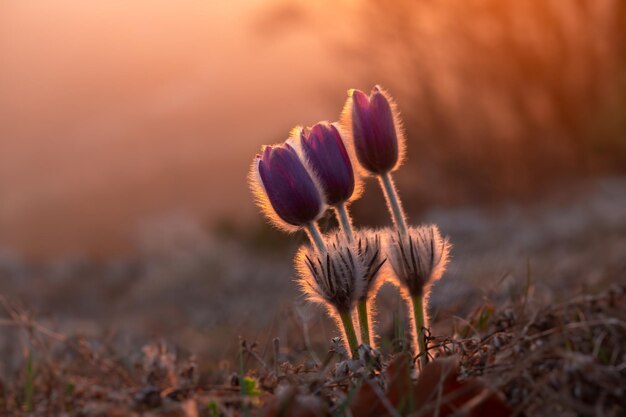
xmin=411 ymin=294 xmax=428 ymax=368
xmin=379 ymin=173 xmax=408 ymax=237
xmin=334 ymin=204 xmax=372 ymax=346
xmin=305 ymin=222 xmax=327 ymax=253
xmin=335 ymin=203 xmax=354 ymax=243
xmin=357 ymin=299 xmax=372 ymax=346
xmin=339 ymin=311 xmax=359 ymax=358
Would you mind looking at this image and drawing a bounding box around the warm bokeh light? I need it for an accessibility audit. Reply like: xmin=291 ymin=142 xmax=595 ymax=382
xmin=0 ymin=0 xmax=349 ymax=257
xmin=2 ymin=0 xmax=624 ymax=258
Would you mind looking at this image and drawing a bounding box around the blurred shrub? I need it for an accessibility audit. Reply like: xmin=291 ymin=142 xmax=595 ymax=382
xmin=259 ymin=0 xmax=626 ymax=208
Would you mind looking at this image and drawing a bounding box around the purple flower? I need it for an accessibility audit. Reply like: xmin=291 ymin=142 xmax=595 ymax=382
xmin=250 ymin=143 xmax=324 ymax=230
xmin=299 ymin=122 xmax=355 ymax=206
xmin=344 ymin=86 xmax=404 ymax=175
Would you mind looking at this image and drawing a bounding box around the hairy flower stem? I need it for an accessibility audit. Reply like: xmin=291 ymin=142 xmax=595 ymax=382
xmin=357 ymin=299 xmax=371 ymax=346
xmin=380 ymin=173 xmax=408 ymax=237
xmin=305 ymin=222 xmax=326 ymax=253
xmin=411 ymin=295 xmax=428 ymax=367
xmin=335 ymin=203 xmax=354 ymax=243
xmin=339 ymin=311 xmax=359 ymax=357
xmin=336 ymin=203 xmax=372 ymax=345
xmin=336 ymin=204 xmax=372 ymax=346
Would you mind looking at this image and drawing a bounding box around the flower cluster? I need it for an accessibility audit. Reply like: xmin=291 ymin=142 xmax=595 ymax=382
xmin=249 ymin=86 xmax=451 ymax=364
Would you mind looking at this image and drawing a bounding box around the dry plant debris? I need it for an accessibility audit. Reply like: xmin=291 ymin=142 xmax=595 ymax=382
xmin=0 ymin=285 xmax=624 ymax=416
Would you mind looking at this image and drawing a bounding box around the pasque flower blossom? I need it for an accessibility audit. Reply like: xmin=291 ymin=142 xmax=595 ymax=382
xmin=249 ymin=143 xmax=325 ymax=232
xmin=297 ymin=122 xmax=386 ymax=347
xmin=341 ymin=86 xmax=408 ymax=237
xmin=342 ymin=85 xmax=450 ymax=366
xmin=342 ymin=85 xmax=405 ymax=176
xmin=248 ymin=84 xmax=453 ymax=366
xmin=298 ymin=122 xmax=356 ymax=206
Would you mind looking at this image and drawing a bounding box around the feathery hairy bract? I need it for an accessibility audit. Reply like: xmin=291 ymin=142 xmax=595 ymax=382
xmin=354 ymin=228 xmax=387 ymax=301
xmin=385 ymin=224 xmax=451 ymax=298
xmin=295 ymin=232 xmax=364 ymax=314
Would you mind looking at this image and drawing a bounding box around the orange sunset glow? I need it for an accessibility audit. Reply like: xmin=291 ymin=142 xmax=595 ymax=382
xmin=1 ymin=0 xmax=351 ymax=256
xmin=2 ymin=1 xmax=624 ymax=258
xmin=0 ymin=1 xmax=624 ymax=415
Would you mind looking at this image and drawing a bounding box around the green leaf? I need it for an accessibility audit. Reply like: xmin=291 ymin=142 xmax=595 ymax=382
xmin=206 ymin=401 xmax=219 ymax=417
xmin=242 ymin=376 xmax=261 ymax=396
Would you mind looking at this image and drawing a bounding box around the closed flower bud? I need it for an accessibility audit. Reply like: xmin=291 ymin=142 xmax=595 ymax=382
xmin=386 ymin=225 xmax=451 ymax=297
xmin=341 ymin=85 xmax=405 ymax=175
xmin=354 ymin=229 xmax=387 ymax=301
xmin=298 ymin=122 xmax=358 ymax=206
xmin=295 ymin=233 xmax=363 ymax=314
xmin=249 ymin=143 xmax=325 ymax=231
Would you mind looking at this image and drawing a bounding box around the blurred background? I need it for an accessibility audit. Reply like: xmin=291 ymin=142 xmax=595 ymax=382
xmin=1 ymin=0 xmax=625 ymax=367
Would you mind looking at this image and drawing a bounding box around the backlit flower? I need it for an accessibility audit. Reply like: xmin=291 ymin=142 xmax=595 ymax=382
xmin=249 ymin=143 xmax=325 ymax=231
xmin=341 ymin=85 xmax=405 ymax=175
xmin=298 ymin=122 xmax=357 ymax=206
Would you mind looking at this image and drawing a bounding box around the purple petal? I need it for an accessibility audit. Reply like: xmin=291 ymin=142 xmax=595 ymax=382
xmin=350 ymin=87 xmax=399 ymax=174
xmin=259 ymin=144 xmax=323 ymax=226
xmin=301 ymin=122 xmax=355 ymax=205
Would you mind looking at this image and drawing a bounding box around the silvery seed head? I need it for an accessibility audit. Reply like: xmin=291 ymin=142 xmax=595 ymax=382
xmin=340 ymin=85 xmax=406 ymax=176
xmin=354 ymin=229 xmax=387 ymax=301
xmin=295 ymin=232 xmax=364 ymax=315
xmin=249 ymin=142 xmax=326 ymax=232
xmin=386 ymin=225 xmax=451 ymax=298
